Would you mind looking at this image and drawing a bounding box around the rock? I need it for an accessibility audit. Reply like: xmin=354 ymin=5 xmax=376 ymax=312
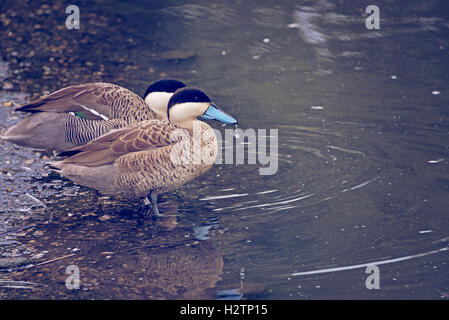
xmin=0 ymin=257 xmax=29 ymax=269
xmin=24 ymin=159 xmax=34 ymax=165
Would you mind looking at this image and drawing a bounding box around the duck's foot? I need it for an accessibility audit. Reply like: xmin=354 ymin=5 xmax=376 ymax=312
xmin=141 ymin=197 xmax=151 ymax=217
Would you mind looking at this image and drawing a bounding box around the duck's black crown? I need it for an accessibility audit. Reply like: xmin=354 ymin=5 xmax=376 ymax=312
xmin=143 ymin=79 xmax=186 ymax=99
xmin=167 ymin=88 xmax=211 ymax=108
xmin=167 ymin=88 xmax=211 ymax=120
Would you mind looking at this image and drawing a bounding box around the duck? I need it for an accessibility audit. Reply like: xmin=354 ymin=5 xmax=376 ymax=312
xmin=0 ymin=79 xmax=186 ymax=152
xmin=48 ymin=87 xmax=238 ymax=216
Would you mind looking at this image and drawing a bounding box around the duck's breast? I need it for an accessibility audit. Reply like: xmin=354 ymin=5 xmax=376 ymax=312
xmin=113 ymin=121 xmax=218 ymax=198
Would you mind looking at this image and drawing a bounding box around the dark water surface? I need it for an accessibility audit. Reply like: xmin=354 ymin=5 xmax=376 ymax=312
xmin=0 ymin=0 xmax=448 ymax=299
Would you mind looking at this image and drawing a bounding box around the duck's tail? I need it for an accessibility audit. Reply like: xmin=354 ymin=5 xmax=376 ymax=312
xmin=45 ymin=161 xmax=63 ymax=172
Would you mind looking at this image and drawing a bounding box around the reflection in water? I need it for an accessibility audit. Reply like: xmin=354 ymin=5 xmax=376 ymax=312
xmin=1 ymin=201 xmax=224 ymax=299
xmin=156 ymin=4 xmax=237 ymax=26
xmin=288 ymin=0 xmax=449 ymax=74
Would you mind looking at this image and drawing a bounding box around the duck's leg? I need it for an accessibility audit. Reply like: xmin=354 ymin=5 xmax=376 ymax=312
xmin=141 ymin=190 xmax=161 ymax=219
xmin=149 ymin=190 xmax=160 ymax=218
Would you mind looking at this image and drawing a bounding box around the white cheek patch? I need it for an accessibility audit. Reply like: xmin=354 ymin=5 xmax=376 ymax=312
xmin=145 ymin=92 xmax=173 ymax=116
xmin=169 ymin=102 xmax=209 ymax=121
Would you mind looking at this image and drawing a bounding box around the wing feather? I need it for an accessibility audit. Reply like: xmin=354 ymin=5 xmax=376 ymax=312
xmin=15 ymin=83 xmax=146 ymax=121
xmin=58 ymin=120 xmax=188 ymax=167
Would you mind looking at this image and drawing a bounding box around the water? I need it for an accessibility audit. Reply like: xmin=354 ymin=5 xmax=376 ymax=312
xmin=0 ymin=0 xmax=448 ymax=299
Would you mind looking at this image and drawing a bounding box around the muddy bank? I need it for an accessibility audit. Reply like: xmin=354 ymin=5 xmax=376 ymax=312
xmin=0 ymin=0 xmax=193 ymax=97
xmin=0 ymin=1 xmax=206 ymax=299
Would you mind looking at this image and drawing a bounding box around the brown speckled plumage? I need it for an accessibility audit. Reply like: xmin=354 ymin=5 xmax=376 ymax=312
xmin=17 ymin=82 xmax=161 ymax=122
xmin=1 ymin=82 xmax=164 ymax=152
xmin=49 ymin=120 xmax=218 ymax=200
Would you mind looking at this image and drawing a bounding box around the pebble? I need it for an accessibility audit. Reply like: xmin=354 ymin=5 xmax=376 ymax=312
xmin=33 ymin=230 xmax=44 ymax=236
xmin=2 ymin=81 xmax=13 ymax=89
xmin=99 ymin=214 xmax=112 ymax=221
xmin=24 ymin=159 xmax=34 ymax=165
xmin=31 ymin=252 xmax=46 ymax=259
